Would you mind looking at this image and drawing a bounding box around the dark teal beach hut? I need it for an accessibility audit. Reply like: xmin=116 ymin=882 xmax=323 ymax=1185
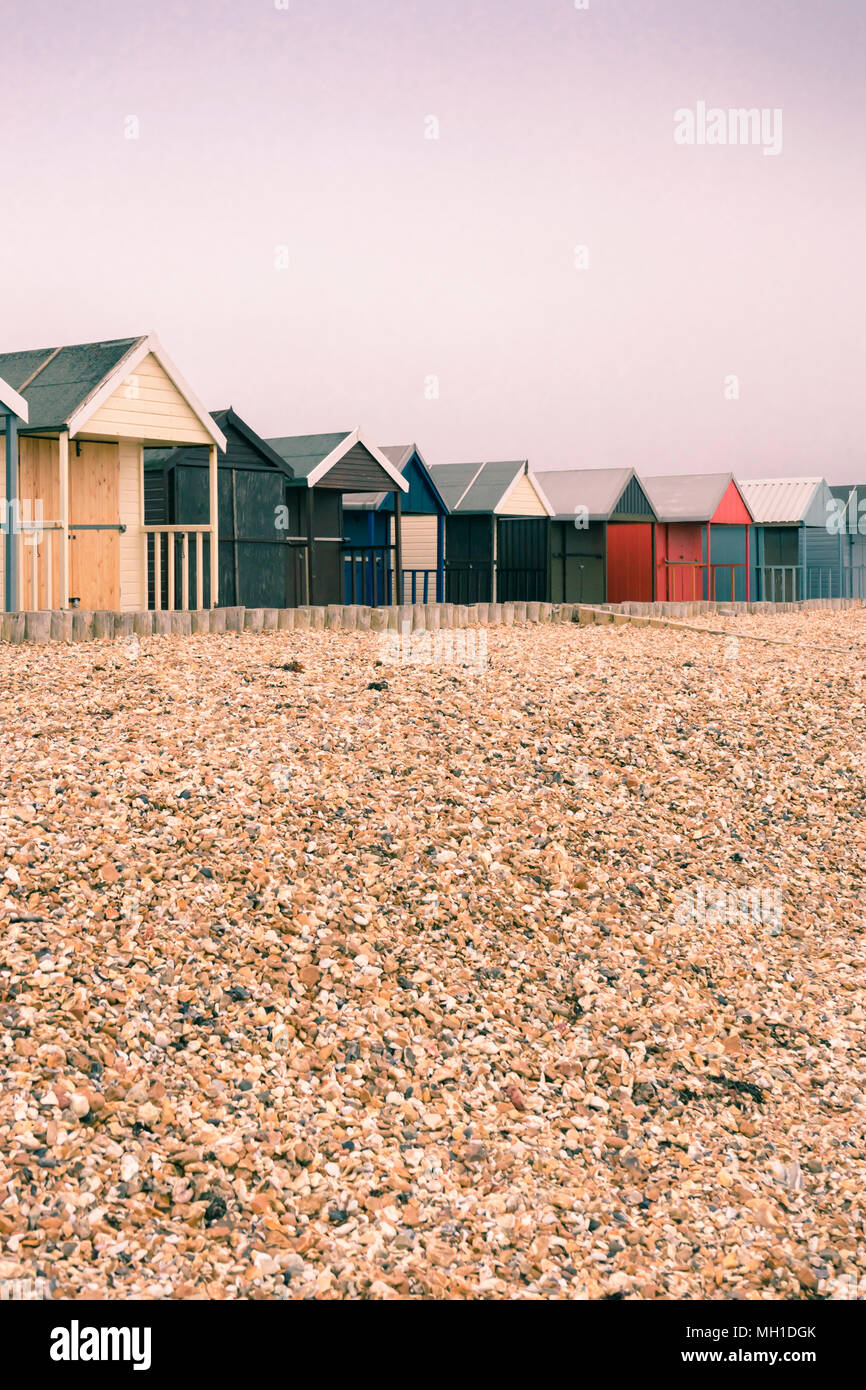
xmin=739 ymin=477 xmax=842 ymax=600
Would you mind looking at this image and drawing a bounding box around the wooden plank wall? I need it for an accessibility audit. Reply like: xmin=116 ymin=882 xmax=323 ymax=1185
xmin=85 ymin=353 xmax=213 ymax=445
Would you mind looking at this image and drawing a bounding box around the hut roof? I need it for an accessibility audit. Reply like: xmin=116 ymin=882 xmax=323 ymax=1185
xmin=738 ymin=477 xmax=828 ymax=526
xmin=143 ymin=408 xmax=296 ymax=476
xmin=343 ymin=444 xmax=450 ymax=512
xmin=0 ymin=374 xmax=29 ymax=422
xmin=0 ymin=333 xmax=226 ymax=447
xmin=267 ymin=429 xmax=409 ymax=492
xmin=535 ymin=467 xmax=653 ymax=521
xmin=430 ymin=460 xmax=552 ymax=514
xmin=643 ymin=472 xmax=746 ymax=523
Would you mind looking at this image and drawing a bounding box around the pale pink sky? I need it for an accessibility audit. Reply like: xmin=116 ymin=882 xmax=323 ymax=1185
xmin=1 ymin=0 xmax=864 ymax=478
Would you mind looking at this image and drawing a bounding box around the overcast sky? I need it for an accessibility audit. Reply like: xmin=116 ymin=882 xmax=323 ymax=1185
xmin=2 ymin=0 xmax=864 ymax=478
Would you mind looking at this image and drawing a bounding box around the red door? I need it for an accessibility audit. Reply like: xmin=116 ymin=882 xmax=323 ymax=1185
xmin=607 ymin=523 xmax=653 ymax=602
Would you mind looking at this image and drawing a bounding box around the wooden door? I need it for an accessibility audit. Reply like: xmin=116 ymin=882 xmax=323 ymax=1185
xmin=311 ymin=491 xmax=344 ymax=604
xmin=70 ymin=442 xmax=120 ymax=609
xmin=17 ymin=437 xmax=62 ymax=608
xmin=607 ymin=523 xmax=653 ymax=603
xmin=444 ymin=515 xmax=493 ymax=602
xmin=550 ymin=519 xmax=604 ymax=603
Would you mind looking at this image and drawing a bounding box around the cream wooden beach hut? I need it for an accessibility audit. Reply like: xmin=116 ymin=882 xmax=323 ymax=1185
xmin=0 ymin=334 xmax=226 ymax=612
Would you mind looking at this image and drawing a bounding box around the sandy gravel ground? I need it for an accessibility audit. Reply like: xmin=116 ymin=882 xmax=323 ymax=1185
xmin=1 ymin=613 xmax=864 ymax=1300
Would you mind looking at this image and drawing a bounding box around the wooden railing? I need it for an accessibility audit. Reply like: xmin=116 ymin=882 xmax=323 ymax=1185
xmin=662 ymin=561 xmax=748 ymax=602
xmin=842 ymin=565 xmax=866 ymax=599
xmin=343 ymin=546 xmax=395 ymax=605
xmin=144 ymin=525 xmax=212 ymax=611
xmin=755 ymin=565 xmax=840 ymax=601
xmin=403 ymin=568 xmax=439 ymax=603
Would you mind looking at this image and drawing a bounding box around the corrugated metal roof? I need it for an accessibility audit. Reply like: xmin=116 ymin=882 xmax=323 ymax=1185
xmin=267 ymin=432 xmax=352 ymax=480
xmin=0 ymin=336 xmax=141 ymax=430
xmin=737 ymin=477 xmax=824 ymax=525
xmin=643 ymin=472 xmax=735 ymax=522
xmin=535 ymin=468 xmax=636 ymax=520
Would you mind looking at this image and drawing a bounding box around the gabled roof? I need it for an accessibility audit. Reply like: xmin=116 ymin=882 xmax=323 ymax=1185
xmin=343 ymin=444 xmax=450 ymax=513
xmin=430 ymin=460 xmax=553 ymax=515
xmin=643 ymin=472 xmax=747 ymax=523
xmin=428 ymin=462 xmax=485 ymax=510
xmin=144 ymin=408 xmax=294 ymax=475
xmin=535 ymin=467 xmax=655 ymax=521
xmin=267 ymin=428 xmax=409 ymax=491
xmin=737 ymin=477 xmax=828 ymax=526
xmin=0 ymin=333 xmax=226 ymax=448
xmin=0 ymin=374 xmax=29 ymax=422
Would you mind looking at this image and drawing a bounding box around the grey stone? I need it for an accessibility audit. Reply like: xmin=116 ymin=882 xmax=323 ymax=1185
xmin=261 ymin=608 xmax=278 ymax=631
xmin=277 ymin=608 xmax=296 ymax=630
xmin=114 ymin=614 xmax=135 ymax=639
xmin=224 ymin=606 xmax=245 ymax=633
xmin=152 ymin=612 xmax=172 ymax=637
xmin=190 ymin=609 xmax=211 ymax=635
xmin=209 ymin=608 xmax=227 ymax=633
xmin=243 ymin=608 xmax=264 ymax=632
xmin=370 ymin=608 xmax=389 ymax=633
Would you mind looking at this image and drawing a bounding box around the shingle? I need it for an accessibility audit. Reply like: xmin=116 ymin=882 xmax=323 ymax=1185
xmin=0 ymin=337 xmax=141 ymax=430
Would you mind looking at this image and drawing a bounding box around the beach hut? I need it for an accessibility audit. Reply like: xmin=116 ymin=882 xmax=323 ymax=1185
xmin=535 ymin=468 xmax=656 ymax=604
xmin=0 ymin=334 xmax=226 ymax=613
xmin=828 ymin=485 xmax=866 ymax=599
xmin=430 ymin=461 xmax=553 ymax=603
xmin=644 ymin=473 xmax=753 ymax=602
xmin=267 ymin=430 xmax=409 ymax=605
xmin=144 ymin=408 xmax=298 ymax=609
xmin=342 ymin=444 xmax=449 ymax=605
xmin=738 ymin=478 xmax=841 ymax=600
